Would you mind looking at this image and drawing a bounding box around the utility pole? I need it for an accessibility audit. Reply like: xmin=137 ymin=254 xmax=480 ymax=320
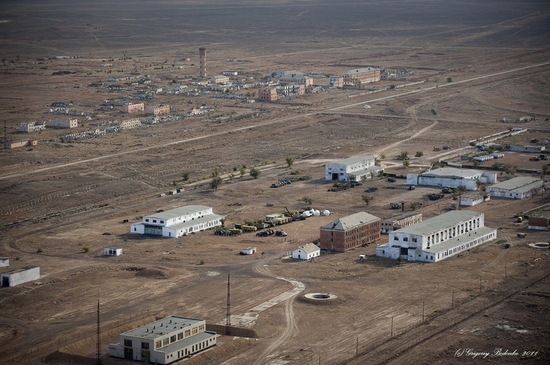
xmin=390 ymin=317 xmax=394 ymax=337
xmin=97 ymin=295 xmax=102 ymax=365
xmin=422 ymin=301 xmax=425 ymax=323
xmin=452 ymin=290 xmax=454 ymax=308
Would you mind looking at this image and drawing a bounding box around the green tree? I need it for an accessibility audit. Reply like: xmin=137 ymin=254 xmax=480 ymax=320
xmin=285 ymin=157 xmax=294 ymax=168
xmin=447 ymin=77 xmax=453 ymax=83
xmin=239 ymin=166 xmax=246 ymax=177
xmin=362 ymin=194 xmax=374 ymax=206
xmin=415 ymin=151 xmax=424 ymax=157
xmin=182 ymin=172 xmax=190 ymax=181
xmin=302 ymin=196 xmax=313 ymax=205
xmin=403 ymin=160 xmax=411 ymax=167
xmin=399 ymin=151 xmax=408 ymax=160
xmin=211 ymin=176 xmax=223 ymax=190
xmin=211 ymin=168 xmax=220 ymax=178
xmin=542 ymin=164 xmax=549 ymax=176
xmin=249 ymin=167 xmax=261 ymax=179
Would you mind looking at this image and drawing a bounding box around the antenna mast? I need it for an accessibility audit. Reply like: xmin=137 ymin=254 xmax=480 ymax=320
xmin=97 ymin=296 xmax=102 ymax=365
xmin=226 ymin=272 xmax=231 ymax=335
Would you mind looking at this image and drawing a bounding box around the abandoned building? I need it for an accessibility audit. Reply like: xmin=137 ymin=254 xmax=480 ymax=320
xmin=130 ymin=205 xmax=224 ymax=238
xmin=381 ymin=211 xmax=423 ymax=234
xmin=109 ymin=316 xmax=217 ymax=364
xmin=1 ymin=266 xmax=40 ymax=287
xmin=320 ymin=212 xmax=381 ymax=252
xmin=376 ymin=210 xmax=497 ymax=262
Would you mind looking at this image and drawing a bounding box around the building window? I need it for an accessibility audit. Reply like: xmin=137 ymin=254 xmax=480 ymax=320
xmin=178 ymin=332 xmax=183 ymax=340
xmin=155 ymin=341 xmax=161 ymax=349
xmin=394 ymin=237 xmax=399 ymax=240
xmin=141 ymin=342 xmax=149 ymax=350
xmin=403 ymin=237 xmax=408 ymax=241
xmin=163 ymin=338 xmax=169 ymax=346
xmin=153 ymin=220 xmax=157 ymax=223
xmin=185 ymin=329 xmax=191 ymax=337
xmin=124 ymin=339 xmax=132 ymax=347
xmin=145 ymin=219 xmax=149 ymax=222
xmin=170 ymin=335 xmax=176 ymax=343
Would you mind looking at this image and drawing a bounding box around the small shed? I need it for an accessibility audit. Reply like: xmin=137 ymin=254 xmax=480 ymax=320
xmin=1 ymin=266 xmax=40 ymax=287
xmin=241 ymin=247 xmax=256 ymax=255
xmin=292 ymin=243 xmax=320 ymax=260
xmin=104 ymin=247 xmax=123 ymax=256
xmin=0 ymin=257 xmax=8 ymax=267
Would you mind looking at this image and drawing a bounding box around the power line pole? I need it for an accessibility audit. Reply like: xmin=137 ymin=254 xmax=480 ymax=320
xmin=97 ymin=295 xmax=102 ymax=365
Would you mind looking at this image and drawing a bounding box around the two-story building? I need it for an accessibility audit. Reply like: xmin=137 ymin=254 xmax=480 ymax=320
xmin=109 ymin=316 xmax=217 ymax=364
xmin=320 ymin=212 xmax=381 ymax=252
xmin=130 ymin=205 xmax=224 ymax=238
xmin=325 ymin=155 xmax=383 ymax=182
xmin=376 ymin=211 xmax=497 ymax=262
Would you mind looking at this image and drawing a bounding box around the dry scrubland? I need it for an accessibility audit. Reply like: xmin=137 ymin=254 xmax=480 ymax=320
xmin=1 ymin=1 xmax=550 ymax=364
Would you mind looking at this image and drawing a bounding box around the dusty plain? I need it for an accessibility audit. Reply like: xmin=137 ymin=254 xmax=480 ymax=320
xmin=0 ymin=1 xmax=550 ymax=364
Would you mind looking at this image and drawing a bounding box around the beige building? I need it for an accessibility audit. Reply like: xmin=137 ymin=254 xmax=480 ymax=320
xmin=381 ymin=212 xmax=423 ymax=234
xmin=120 ymin=119 xmax=142 ymax=129
xmin=258 ymin=87 xmax=278 ymax=101
xmin=342 ymin=67 xmax=381 ymax=86
xmin=145 ymin=105 xmax=170 ymax=115
xmin=278 ymin=72 xmax=313 ymax=87
xmin=122 ymin=102 xmax=145 ymax=113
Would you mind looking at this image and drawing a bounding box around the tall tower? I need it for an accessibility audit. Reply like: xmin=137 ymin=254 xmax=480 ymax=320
xmin=199 ymin=47 xmax=206 ymax=79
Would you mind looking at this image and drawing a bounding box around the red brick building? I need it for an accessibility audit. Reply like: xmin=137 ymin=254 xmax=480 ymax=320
xmin=320 ymin=212 xmax=381 ymax=252
xmin=258 ymin=87 xmax=277 ymax=101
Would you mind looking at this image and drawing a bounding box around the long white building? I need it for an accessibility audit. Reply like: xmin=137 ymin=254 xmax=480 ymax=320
xmin=130 ymin=205 xmax=224 ymax=238
xmin=325 ymin=155 xmax=383 ymax=182
xmin=109 ymin=316 xmax=217 ymax=364
xmin=376 ymin=211 xmax=497 ymax=262
xmin=407 ymin=167 xmax=497 ymax=190
xmin=487 ymin=176 xmax=546 ymax=199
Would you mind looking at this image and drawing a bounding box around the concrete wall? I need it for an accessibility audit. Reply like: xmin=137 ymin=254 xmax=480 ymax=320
xmin=1 ymin=266 xmax=40 ymax=287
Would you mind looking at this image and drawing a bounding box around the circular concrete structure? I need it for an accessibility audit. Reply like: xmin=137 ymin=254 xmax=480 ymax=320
xmin=301 ymin=292 xmax=341 ymax=305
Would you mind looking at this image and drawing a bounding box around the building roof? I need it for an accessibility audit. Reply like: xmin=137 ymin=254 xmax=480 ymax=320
xmin=529 ymin=211 xmax=550 ymax=219
xmin=330 ymin=155 xmax=374 ymax=166
xmin=1 ymin=266 xmax=39 ymax=275
xmin=157 ymin=330 xmax=216 ymax=355
xmin=419 ymin=167 xmax=482 ymax=179
xmin=121 ymin=316 xmax=204 ymax=340
xmin=423 ymin=226 xmax=496 ymax=253
xmin=166 ymin=214 xmax=224 ymax=232
xmin=343 ymin=67 xmax=379 ymax=75
xmin=321 ymin=212 xmax=380 ymax=231
xmin=488 ymin=176 xmax=542 ymax=191
xmin=296 ymin=243 xmax=320 ymax=254
xmin=382 ymin=211 xmax=422 ymax=223
xmin=146 ymin=205 xmax=212 ymax=220
xmin=393 ymin=210 xmax=482 ymax=236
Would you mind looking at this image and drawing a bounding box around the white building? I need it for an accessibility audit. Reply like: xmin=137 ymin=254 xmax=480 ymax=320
xmin=130 ymin=205 xmax=224 ymax=238
xmin=460 ymin=192 xmax=489 ymax=207
xmin=0 ymin=257 xmax=9 ymax=267
xmin=120 ymin=118 xmax=142 ymax=129
xmin=109 ymin=316 xmax=217 ymax=364
xmin=407 ymin=167 xmax=497 ymax=190
xmin=487 ymin=176 xmax=546 ymax=199
xmin=376 ymin=211 xmax=497 ymax=263
xmin=292 ymin=243 xmax=320 ymax=260
xmin=325 ymin=155 xmax=383 ymax=182
xmin=1 ymin=266 xmax=40 ymax=287
xmin=241 ymin=247 xmax=256 ymax=255
xmin=104 ymin=247 xmax=123 ymax=256
xmin=278 ymin=72 xmax=313 ymax=87
xmin=210 ymin=75 xmax=230 ymax=84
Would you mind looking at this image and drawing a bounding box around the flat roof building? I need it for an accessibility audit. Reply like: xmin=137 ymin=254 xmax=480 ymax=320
xmin=130 ymin=205 xmax=224 ymax=238
xmin=320 ymin=212 xmax=381 ymax=252
xmin=109 ymin=316 xmax=216 ymax=364
xmin=376 ymin=211 xmax=497 ymax=262
xmin=342 ymin=67 xmax=380 ymax=85
xmin=1 ymin=266 xmax=40 ymax=287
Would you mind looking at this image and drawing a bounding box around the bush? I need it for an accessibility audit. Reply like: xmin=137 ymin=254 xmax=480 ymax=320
xmin=199 ymin=259 xmax=205 ymax=265
xmin=83 ymin=247 xmax=90 ymax=253
xmin=36 ymin=248 xmax=43 ymax=253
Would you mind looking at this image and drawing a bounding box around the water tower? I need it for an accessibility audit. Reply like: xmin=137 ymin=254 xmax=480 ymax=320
xmin=199 ymin=47 xmax=206 ymax=79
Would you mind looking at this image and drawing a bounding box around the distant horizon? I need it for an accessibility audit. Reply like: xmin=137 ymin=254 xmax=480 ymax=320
xmin=0 ymin=0 xmax=548 ymax=57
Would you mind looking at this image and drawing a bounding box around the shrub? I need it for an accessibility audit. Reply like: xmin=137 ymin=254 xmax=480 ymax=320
xmin=83 ymin=247 xmax=90 ymax=253
xmin=36 ymin=248 xmax=43 ymax=253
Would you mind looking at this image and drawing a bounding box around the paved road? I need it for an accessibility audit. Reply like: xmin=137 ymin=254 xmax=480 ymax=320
xmin=1 ymin=61 xmax=549 ymax=182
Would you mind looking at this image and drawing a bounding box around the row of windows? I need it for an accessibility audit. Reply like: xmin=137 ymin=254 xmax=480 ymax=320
xmin=153 ymin=325 xmax=203 ymax=349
